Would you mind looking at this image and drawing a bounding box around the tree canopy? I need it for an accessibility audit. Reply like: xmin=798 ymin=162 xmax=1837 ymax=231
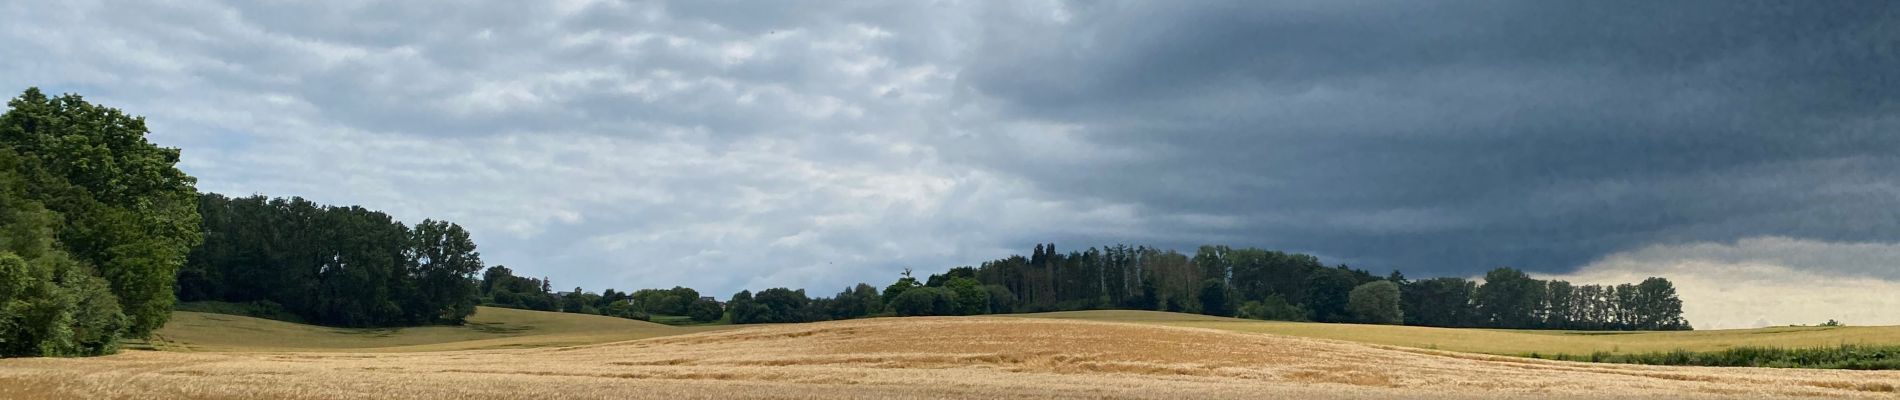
xmin=177 ymin=194 xmax=485 ymax=327
xmin=718 ymin=243 xmax=1691 ymax=331
xmin=0 ymin=88 xmax=202 ymax=356
xmin=1348 ymin=281 xmax=1403 ymax=325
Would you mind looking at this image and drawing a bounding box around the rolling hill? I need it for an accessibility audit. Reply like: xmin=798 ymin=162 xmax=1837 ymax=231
xmin=142 ymin=306 xmax=731 ymax=352
xmin=143 ymin=306 xmax=1900 ymax=357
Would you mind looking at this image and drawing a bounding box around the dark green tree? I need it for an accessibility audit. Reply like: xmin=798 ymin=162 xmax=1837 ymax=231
xmin=1631 ymin=277 xmax=1689 ymax=330
xmin=1347 ymin=281 xmax=1403 ymax=325
xmin=0 ymin=88 xmax=203 ymax=337
xmin=889 ymin=287 xmax=955 ymax=316
xmin=980 ymin=284 xmax=1015 ymax=314
xmin=687 ymin=298 xmax=724 ymax=322
xmin=404 ymin=220 xmax=484 ymax=324
xmin=1237 ymin=294 xmax=1307 ymax=321
xmin=882 ymin=268 xmax=922 ymax=306
xmin=1197 ymin=279 xmax=1233 ymax=317
xmin=946 ymin=277 xmax=987 ymax=315
xmin=1303 ymin=267 xmax=1358 ymax=322
xmin=750 ymin=288 xmax=811 ymax=323
xmin=1402 ymin=277 xmax=1477 ymax=327
xmin=726 ymin=290 xmax=760 ymax=324
xmin=0 ymin=155 xmax=128 ymax=356
xmin=182 ymin=195 xmax=489 ymax=327
xmin=825 ymin=285 xmax=870 ymax=319
xmin=1474 ymin=268 xmax=1544 ymax=329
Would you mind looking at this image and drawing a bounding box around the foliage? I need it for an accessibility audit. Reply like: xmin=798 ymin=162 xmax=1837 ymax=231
xmin=719 ymin=243 xmax=1689 ymax=332
xmin=1237 ymin=294 xmax=1308 ymax=322
xmin=687 ymin=298 xmax=724 ymax=323
xmin=729 ymin=288 xmax=811 ymax=324
xmin=753 ymin=288 xmax=813 ymax=323
xmin=1474 ymin=268 xmax=1542 ymax=329
xmin=946 ymin=277 xmax=987 ymax=315
xmin=1535 ymin=345 xmax=1900 ymax=370
xmin=0 ymin=250 xmax=129 ymax=357
xmin=1302 ymin=267 xmax=1361 ymax=322
xmin=826 ymin=283 xmax=882 ymax=320
xmin=881 ymin=268 xmax=921 ymax=306
xmin=924 ymin=266 xmax=977 ymax=288
xmin=478 ymin=265 xmax=559 ymax=312
xmin=980 ymin=284 xmax=1015 ymax=314
xmin=889 ymin=287 xmax=956 ymax=316
xmin=629 ymin=287 xmax=701 ymax=316
xmin=726 ymin=290 xmax=760 ymax=324
xmin=1401 ymin=277 xmax=1476 ymax=327
xmin=476 ymin=266 xmax=685 ymax=323
xmin=0 ymin=88 xmax=203 ymax=350
xmin=407 ymin=220 xmax=484 ymax=324
xmin=180 ymin=194 xmax=484 ymax=327
xmin=1346 ymin=281 xmax=1402 ymax=325
xmin=52 ymin=266 xmax=125 ymax=355
xmin=599 ymin=301 xmax=649 ymax=321
xmin=1197 ymin=279 xmax=1232 ymax=317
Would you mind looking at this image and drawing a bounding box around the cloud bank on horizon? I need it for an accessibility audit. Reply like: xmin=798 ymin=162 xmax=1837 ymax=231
xmin=3 ymin=0 xmax=1895 ymax=328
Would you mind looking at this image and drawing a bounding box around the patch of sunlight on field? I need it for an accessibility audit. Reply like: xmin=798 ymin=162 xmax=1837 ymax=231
xmin=146 ymin=306 xmax=732 ymax=352
xmin=1017 ymin=310 xmax=1900 ymax=355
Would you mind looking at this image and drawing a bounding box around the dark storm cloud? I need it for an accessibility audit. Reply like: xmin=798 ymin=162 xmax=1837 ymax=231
xmin=956 ymin=1 xmax=1900 ymax=275
xmin=4 ymin=0 xmax=1896 ymax=300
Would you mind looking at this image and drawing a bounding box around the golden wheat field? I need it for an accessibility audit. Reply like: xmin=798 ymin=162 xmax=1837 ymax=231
xmin=4 ymin=317 xmax=1899 ymax=399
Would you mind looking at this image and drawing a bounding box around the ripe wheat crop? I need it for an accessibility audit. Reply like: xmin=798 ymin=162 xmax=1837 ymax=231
xmin=5 ymin=317 xmax=1900 ymax=399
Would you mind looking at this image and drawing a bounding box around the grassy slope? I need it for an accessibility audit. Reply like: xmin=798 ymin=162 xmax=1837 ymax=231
xmin=1019 ymin=310 xmax=1900 ymax=355
xmin=149 ymin=306 xmax=1900 ymax=357
xmin=147 ymin=306 xmax=732 ymax=352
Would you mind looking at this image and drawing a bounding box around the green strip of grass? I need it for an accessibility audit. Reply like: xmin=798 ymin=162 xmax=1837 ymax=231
xmin=647 ymin=314 xmax=731 ymax=326
xmin=174 ymin=301 xmax=307 ymax=324
xmin=1530 ymin=345 xmax=1900 ymax=370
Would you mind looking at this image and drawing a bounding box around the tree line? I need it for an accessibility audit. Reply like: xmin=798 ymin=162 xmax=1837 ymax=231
xmin=0 ymin=89 xmax=203 ymax=356
xmin=715 ymin=244 xmax=1690 ymax=331
xmin=176 ymin=194 xmax=486 ymax=327
xmin=476 ymin=265 xmax=724 ymax=323
xmin=178 ymin=193 xmax=733 ymax=328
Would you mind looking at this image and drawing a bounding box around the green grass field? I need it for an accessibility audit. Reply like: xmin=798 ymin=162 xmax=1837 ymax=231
xmin=647 ymin=314 xmax=732 ymax=326
xmin=142 ymin=306 xmax=732 ymax=352
xmin=1018 ymin=310 xmax=1900 ymax=356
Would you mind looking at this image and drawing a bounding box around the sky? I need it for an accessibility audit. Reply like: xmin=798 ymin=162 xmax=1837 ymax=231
xmin=3 ymin=1 xmax=1897 ymax=329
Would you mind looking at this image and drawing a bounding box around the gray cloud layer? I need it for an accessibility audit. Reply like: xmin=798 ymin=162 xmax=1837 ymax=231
xmin=3 ymin=1 xmax=1896 ymax=298
xmin=954 ymin=1 xmax=1900 ymax=272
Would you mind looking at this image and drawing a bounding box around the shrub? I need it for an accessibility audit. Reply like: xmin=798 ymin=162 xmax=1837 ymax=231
xmin=0 ymin=252 xmax=128 ymax=357
xmin=687 ymin=298 xmax=724 ymax=322
xmin=1237 ymin=294 xmax=1308 ymax=322
xmin=890 ymin=287 xmax=956 ymax=316
xmin=1537 ymin=344 xmax=1900 ymax=370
